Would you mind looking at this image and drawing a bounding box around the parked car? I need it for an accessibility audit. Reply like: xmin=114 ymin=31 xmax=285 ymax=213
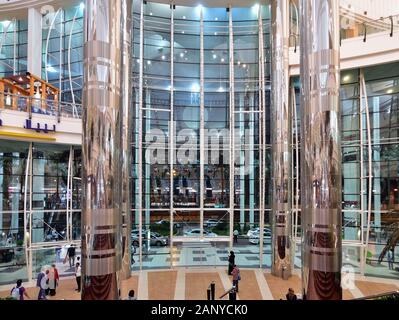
xmin=247 ymin=227 xmax=271 ymax=238
xmin=249 ymin=229 xmax=272 ymax=244
xmin=155 ymin=219 xmax=181 ymax=228
xmin=184 ymin=228 xmax=217 ymax=237
xmin=203 ymin=219 xmax=220 ymax=228
xmin=131 ymin=231 xmax=168 ymax=247
xmin=155 ymin=219 xmax=169 ymax=225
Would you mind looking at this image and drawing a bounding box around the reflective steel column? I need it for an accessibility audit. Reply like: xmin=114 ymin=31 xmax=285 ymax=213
xmin=82 ymin=0 xmax=124 ymax=300
xmin=271 ymin=0 xmax=292 ymax=278
xmin=299 ymin=0 xmax=342 ymax=300
xmin=119 ymin=0 xmax=133 ymax=281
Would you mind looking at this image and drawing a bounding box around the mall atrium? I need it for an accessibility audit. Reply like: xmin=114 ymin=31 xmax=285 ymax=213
xmin=0 ymin=0 xmax=398 ymax=300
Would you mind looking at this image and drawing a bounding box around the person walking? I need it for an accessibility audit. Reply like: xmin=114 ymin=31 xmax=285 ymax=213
xmin=66 ymin=244 xmax=76 ymax=268
xmin=10 ymin=279 xmax=30 ymax=300
xmin=388 ymin=248 xmax=394 ymax=270
xmin=233 ymin=230 xmax=239 ymax=244
xmin=228 ymin=251 xmax=235 ymax=275
xmin=48 ymin=264 xmax=59 ymax=296
xmin=75 ymin=262 xmax=81 ymax=292
xmin=37 ymin=268 xmax=49 ymax=300
xmin=231 ymin=265 xmax=240 ymax=293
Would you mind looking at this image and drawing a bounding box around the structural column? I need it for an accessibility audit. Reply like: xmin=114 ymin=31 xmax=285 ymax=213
xmin=119 ymin=0 xmax=133 ymax=280
xmin=82 ymin=0 xmax=125 ymax=300
xmin=299 ymin=0 xmax=342 ymax=300
xmin=27 ymin=8 xmax=42 ymax=76
xmin=271 ymin=0 xmax=292 ymax=278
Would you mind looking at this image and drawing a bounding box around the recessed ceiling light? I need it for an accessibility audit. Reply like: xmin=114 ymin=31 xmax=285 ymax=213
xmin=343 ymin=75 xmax=350 ymax=82
xmin=387 ymin=89 xmax=393 ymax=94
xmin=213 ymin=54 xmax=217 ymax=59
xmin=161 ymin=55 xmax=165 ymax=60
xmin=149 ymin=12 xmax=153 ymax=16
xmin=182 ymin=16 xmax=186 ymax=19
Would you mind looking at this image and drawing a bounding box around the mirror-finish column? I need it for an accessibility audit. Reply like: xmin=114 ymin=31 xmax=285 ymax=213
xmin=119 ymin=0 xmax=133 ymax=281
xmin=82 ymin=0 xmax=124 ymax=300
xmin=271 ymin=0 xmax=292 ymax=278
xmin=299 ymin=0 xmax=342 ymax=300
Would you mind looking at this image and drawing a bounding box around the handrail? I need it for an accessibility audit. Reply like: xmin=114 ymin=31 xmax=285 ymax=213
xmin=0 ymin=91 xmax=82 ymax=120
xmin=352 ymin=290 xmax=399 ymax=300
xmin=289 ymin=13 xmax=399 ymax=47
xmin=219 ymin=286 xmax=235 ymax=299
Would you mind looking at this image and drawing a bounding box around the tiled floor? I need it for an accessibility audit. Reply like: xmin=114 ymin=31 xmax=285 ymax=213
xmin=0 ymin=268 xmax=398 ymax=300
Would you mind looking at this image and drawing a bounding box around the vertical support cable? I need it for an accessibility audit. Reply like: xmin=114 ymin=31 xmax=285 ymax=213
xmin=169 ymin=5 xmax=174 ymax=268
xmin=13 ymin=18 xmax=17 ymax=75
xmin=359 ymin=70 xmax=365 ymax=275
xmin=59 ymin=10 xmax=63 ymax=104
xmin=199 ymin=6 xmax=204 ymax=238
xmin=261 ymin=8 xmax=267 ymax=270
xmin=228 ymin=6 xmax=235 ymax=249
xmin=138 ymin=0 xmax=144 ymax=271
xmin=68 ymin=8 xmax=80 ymax=117
xmin=360 ymin=70 xmax=373 ymax=272
xmin=292 ymin=86 xmax=299 ymax=253
xmin=70 ymin=148 xmax=74 ymax=242
xmin=23 ymin=143 xmax=32 ymax=282
xmin=258 ymin=4 xmax=265 ymax=268
xmin=45 ymin=8 xmax=61 ymax=82
xmin=29 ymin=142 xmax=33 ymax=281
xmin=66 ymin=146 xmax=72 ymax=243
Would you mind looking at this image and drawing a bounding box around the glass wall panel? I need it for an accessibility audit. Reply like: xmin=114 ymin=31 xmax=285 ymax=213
xmin=0 ymin=19 xmax=28 ymax=77
xmin=41 ymin=4 xmax=84 ymax=103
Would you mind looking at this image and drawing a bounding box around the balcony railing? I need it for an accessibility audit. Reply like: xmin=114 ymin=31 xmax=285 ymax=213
xmin=289 ymin=13 xmax=399 ymax=48
xmin=0 ymin=91 xmax=82 ymax=120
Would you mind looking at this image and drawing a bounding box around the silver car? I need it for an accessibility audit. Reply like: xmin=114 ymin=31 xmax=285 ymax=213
xmin=249 ymin=229 xmax=272 ymax=244
xmin=131 ymin=231 xmax=168 ymax=247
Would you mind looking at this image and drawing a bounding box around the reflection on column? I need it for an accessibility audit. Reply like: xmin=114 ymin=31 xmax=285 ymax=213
xmin=120 ymin=0 xmax=133 ymax=281
xmin=300 ymin=0 xmax=342 ymax=300
xmin=82 ymin=0 xmax=124 ymax=300
xmin=271 ymin=0 xmax=292 ymax=278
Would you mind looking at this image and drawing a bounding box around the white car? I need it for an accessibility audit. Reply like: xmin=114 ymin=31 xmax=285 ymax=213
xmin=203 ymin=219 xmax=220 ymax=228
xmin=247 ymin=227 xmax=271 ymax=238
xmin=184 ymin=229 xmax=217 ymax=237
xmin=249 ymin=229 xmax=272 ymax=244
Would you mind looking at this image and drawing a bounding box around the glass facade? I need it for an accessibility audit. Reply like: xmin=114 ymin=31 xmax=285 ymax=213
xmin=291 ymin=62 xmax=399 ymax=278
xmin=0 ymin=142 xmax=81 ymax=285
xmin=131 ymin=1 xmax=271 ymax=270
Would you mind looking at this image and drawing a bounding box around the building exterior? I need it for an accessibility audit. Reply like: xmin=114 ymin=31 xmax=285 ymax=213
xmin=0 ymin=0 xmax=398 ymax=298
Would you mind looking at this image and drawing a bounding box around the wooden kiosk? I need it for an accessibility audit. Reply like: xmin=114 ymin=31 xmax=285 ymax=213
xmin=0 ymin=73 xmax=60 ymax=116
